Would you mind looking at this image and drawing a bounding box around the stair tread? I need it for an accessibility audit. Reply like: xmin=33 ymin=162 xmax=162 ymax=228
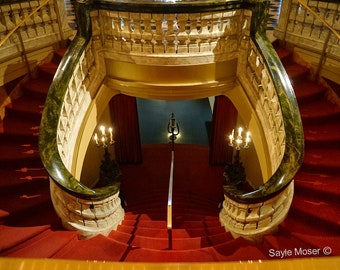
xmin=117 ymin=224 xmax=226 ymax=238
xmin=298 ymin=99 xmax=340 ymax=120
xmin=295 ymin=171 xmax=340 ymax=197
xmin=1 ymin=229 xmax=77 ymax=258
xmin=38 ymin=61 xmax=59 ymax=77
xmin=21 ymin=77 xmax=51 ymax=97
xmin=0 ymin=224 xmax=51 ymax=252
xmin=303 ymin=120 xmax=340 ymax=142
xmin=291 ymin=196 xmax=340 ymax=227
xmin=0 ymin=167 xmax=47 ymax=189
xmin=2 ymin=117 xmax=40 ymax=138
xmin=51 ymin=234 xmax=128 ymax=261
xmin=284 ymin=62 xmax=309 ymax=80
xmin=294 ymin=79 xmax=327 ymax=100
xmin=5 ymin=94 xmax=45 ymax=116
xmin=0 ymin=140 xmax=40 ymax=162
xmin=303 ymin=148 xmax=340 ymax=169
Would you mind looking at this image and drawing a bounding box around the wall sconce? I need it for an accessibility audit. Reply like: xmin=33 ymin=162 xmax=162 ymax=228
xmin=228 ymin=127 xmax=251 ymax=151
xmin=93 ymin=125 xmax=120 ymax=188
xmin=224 ymin=127 xmax=251 ymax=189
xmin=93 ymin=125 xmax=115 ymax=149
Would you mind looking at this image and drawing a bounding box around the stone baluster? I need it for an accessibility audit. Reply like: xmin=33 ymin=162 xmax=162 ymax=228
xmin=130 ymin=13 xmax=141 ymax=52
xmin=186 ymin=13 xmax=199 ymax=53
xmin=150 ymin=14 xmax=162 ymax=53
xmin=101 ymin=11 xmax=113 ymax=47
xmin=0 ymin=8 xmax=10 ymax=46
xmin=2 ymin=6 xmax=15 ymax=31
xmin=30 ymin=1 xmax=44 ymax=35
xmin=41 ymin=3 xmax=52 ymax=34
xmin=161 ymin=15 xmax=168 ymax=53
xmin=20 ymin=2 xmax=36 ymax=39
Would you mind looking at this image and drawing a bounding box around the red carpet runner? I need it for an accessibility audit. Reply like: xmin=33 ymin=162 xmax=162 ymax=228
xmin=0 ymin=45 xmax=339 ymax=262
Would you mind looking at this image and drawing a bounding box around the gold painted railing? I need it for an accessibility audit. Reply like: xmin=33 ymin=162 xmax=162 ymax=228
xmin=275 ymin=0 xmax=340 ymax=82
xmin=0 ymin=0 xmax=51 ymax=47
xmin=0 ymin=0 xmax=72 ymax=87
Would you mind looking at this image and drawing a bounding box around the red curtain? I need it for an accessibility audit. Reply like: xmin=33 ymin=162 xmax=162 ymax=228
xmin=109 ymin=94 xmax=142 ymax=164
xmin=209 ymin=95 xmax=237 ymax=165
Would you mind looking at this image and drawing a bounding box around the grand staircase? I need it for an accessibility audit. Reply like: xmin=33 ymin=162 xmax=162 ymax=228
xmin=0 ymin=44 xmax=339 ymax=262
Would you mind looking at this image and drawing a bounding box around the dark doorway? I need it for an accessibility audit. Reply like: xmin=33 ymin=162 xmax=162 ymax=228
xmin=136 ymin=98 xmax=213 ymax=145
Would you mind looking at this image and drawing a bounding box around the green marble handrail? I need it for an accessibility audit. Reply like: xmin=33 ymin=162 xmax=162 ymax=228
xmin=94 ymin=0 xmax=245 ymax=13
xmin=223 ymin=1 xmax=305 ymax=203
xmin=39 ymin=1 xmax=119 ymax=200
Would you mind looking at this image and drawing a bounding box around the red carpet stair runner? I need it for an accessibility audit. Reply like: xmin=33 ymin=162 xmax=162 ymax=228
xmin=0 ymin=45 xmax=339 ymax=262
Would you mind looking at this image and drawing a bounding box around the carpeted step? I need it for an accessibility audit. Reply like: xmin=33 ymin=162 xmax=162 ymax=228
xmin=302 ymin=148 xmax=340 ymax=174
xmin=122 ymin=219 xmax=167 ymax=229
xmin=0 ymin=209 xmax=9 ymax=220
xmin=294 ymin=79 xmax=327 ymax=103
xmin=37 ymin=61 xmax=59 ymax=81
xmin=52 ymin=48 xmax=67 ymax=64
xmin=4 ymin=94 xmax=45 ymax=122
xmin=122 ymin=245 xmax=218 ymax=262
xmin=172 ymin=219 xmax=222 ymax=229
xmin=52 ymin=234 xmax=129 ymax=261
xmin=0 ymin=179 xmax=51 ymax=221
xmin=298 ymin=98 xmax=340 ymax=123
xmin=0 ymin=166 xmax=47 ymax=190
xmin=209 ymin=237 xmax=268 ymax=261
xmin=124 ymin=211 xmax=167 ymax=222
xmin=284 ymin=62 xmax=310 ymax=83
xmin=291 ymin=232 xmax=340 ymax=256
xmin=294 ymin=171 xmax=340 ymax=204
xmin=125 ymin=201 xmax=167 ymax=212
xmin=290 ymin=195 xmax=340 ymax=234
xmin=20 ymin=77 xmax=51 ymax=100
xmin=0 ymin=228 xmax=77 ymax=258
xmin=0 ymin=224 xmax=51 ymax=253
xmin=2 ymin=115 xmax=40 ymax=138
xmin=303 ymin=120 xmax=340 ymax=147
xmin=0 ymin=140 xmax=41 ymax=168
xmin=274 ymin=46 xmax=293 ymax=65
xmin=117 ymin=223 xmax=227 ymax=239
xmin=262 ymin=232 xmax=320 ymax=260
xmin=128 ymin=231 xmax=233 ymax=251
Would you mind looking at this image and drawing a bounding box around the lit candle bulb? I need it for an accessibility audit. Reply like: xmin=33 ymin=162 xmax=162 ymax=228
xmin=238 ymin=127 xmax=243 ymax=137
xmin=229 ymin=134 xmax=233 ymax=145
xmin=100 ymin=125 xmax=105 ymax=136
xmin=108 ymin=127 xmax=113 ymax=142
xmin=94 ymin=133 xmax=98 ymax=144
xmin=245 ymin=131 xmax=251 ymax=147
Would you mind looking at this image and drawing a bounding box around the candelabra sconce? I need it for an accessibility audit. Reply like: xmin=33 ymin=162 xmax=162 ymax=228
xmin=93 ymin=125 xmax=115 ymax=150
xmin=93 ymin=125 xmax=121 ymax=189
xmin=224 ymin=127 xmax=251 ymax=189
xmin=167 ymin=112 xmax=180 ymax=149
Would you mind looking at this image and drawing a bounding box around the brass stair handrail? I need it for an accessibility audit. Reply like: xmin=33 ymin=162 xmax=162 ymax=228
xmin=297 ymin=0 xmax=340 ymax=41
xmin=295 ymin=0 xmax=340 ymax=79
xmin=0 ymin=0 xmax=51 ymax=47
